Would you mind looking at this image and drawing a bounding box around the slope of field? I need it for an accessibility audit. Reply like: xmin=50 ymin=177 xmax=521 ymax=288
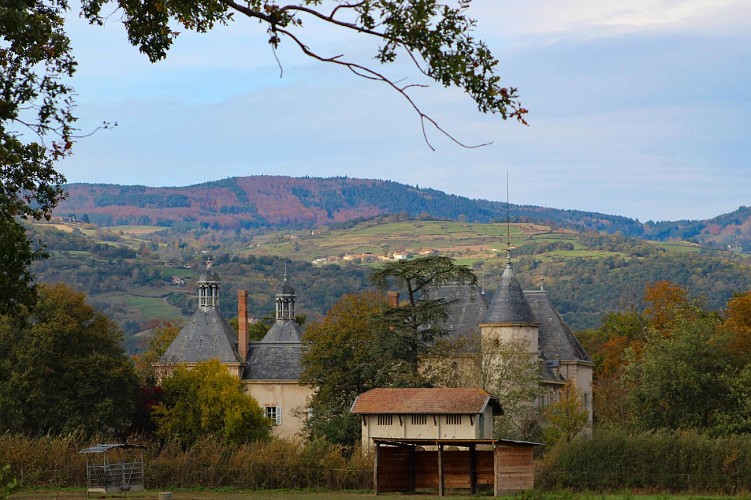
xmin=29 ymin=217 xmax=751 ymax=353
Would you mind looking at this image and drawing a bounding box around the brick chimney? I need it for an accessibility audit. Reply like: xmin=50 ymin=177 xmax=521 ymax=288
xmin=237 ymin=289 xmax=248 ymax=362
xmin=387 ymin=291 xmax=400 ymax=308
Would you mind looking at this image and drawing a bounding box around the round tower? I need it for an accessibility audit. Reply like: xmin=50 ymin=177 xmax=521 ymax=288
xmin=480 ymin=254 xmax=539 ymax=355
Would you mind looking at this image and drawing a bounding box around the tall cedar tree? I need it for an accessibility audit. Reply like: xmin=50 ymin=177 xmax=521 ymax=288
xmin=369 ymin=255 xmax=476 ymax=384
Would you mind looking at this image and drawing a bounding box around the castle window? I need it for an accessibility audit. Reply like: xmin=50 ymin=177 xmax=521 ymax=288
xmin=264 ymin=406 xmax=282 ymax=426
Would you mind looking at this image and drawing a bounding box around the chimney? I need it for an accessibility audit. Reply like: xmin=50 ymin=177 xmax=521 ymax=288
xmin=237 ymin=289 xmax=248 ymax=362
xmin=387 ymin=291 xmax=400 ymax=308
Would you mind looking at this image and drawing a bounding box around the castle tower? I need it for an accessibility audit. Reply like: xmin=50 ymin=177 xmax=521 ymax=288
xmin=197 ymin=260 xmax=220 ymax=309
xmin=275 ymin=269 xmax=296 ymax=323
xmin=480 ymin=254 xmax=539 ymax=355
xmin=157 ymin=261 xmax=244 ymax=378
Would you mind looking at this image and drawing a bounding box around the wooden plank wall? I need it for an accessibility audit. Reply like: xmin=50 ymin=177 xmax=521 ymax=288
xmin=377 ymin=446 xmax=411 ymax=493
xmin=412 ymin=450 xmax=494 ymax=491
xmin=494 ymin=446 xmax=534 ymax=494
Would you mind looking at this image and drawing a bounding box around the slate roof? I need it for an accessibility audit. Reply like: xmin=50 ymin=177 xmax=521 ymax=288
xmin=160 ymin=307 xmax=242 ymax=364
xmin=262 ymin=320 xmax=303 ymax=343
xmin=482 ymin=262 xmax=537 ymax=325
xmin=242 ymin=318 xmax=304 ymax=380
xmin=432 ymin=283 xmax=487 ymax=339
xmin=524 ymin=290 xmax=591 ymax=363
xmin=351 ymin=388 xmax=503 ymax=415
xmin=198 ymin=268 xmax=221 ymax=283
xmin=431 ymin=267 xmax=591 ymax=365
xmin=243 ymin=342 xmax=303 ymax=380
xmin=277 ymin=275 xmax=295 ymax=295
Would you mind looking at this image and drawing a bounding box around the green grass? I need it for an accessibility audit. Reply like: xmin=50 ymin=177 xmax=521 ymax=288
xmin=9 ymin=489 xmax=745 ymax=500
xmin=93 ymin=291 xmax=183 ymax=321
xmin=653 ymin=241 xmax=702 ymax=253
xmin=109 ymin=225 xmax=169 ymax=235
xmin=126 ymin=295 xmax=183 ymax=320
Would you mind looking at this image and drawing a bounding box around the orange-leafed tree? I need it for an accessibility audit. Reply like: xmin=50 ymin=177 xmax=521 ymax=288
xmin=725 ymin=290 xmax=751 ymax=362
xmin=643 ymin=280 xmax=693 ymax=332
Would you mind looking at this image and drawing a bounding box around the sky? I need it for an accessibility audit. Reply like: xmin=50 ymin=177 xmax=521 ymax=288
xmin=59 ymin=0 xmax=751 ymax=223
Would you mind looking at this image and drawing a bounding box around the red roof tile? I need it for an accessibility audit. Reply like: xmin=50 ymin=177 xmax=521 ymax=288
xmin=351 ymin=388 xmax=502 ymax=415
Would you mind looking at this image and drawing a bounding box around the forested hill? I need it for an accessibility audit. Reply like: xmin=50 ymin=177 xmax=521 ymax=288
xmin=56 ymin=175 xmax=750 ymax=250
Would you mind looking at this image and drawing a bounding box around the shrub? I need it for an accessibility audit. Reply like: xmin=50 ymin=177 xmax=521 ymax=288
xmin=538 ymin=427 xmax=751 ymax=493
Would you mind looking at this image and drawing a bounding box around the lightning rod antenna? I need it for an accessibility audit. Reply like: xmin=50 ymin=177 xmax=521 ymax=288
xmin=506 ymin=171 xmax=511 ymax=264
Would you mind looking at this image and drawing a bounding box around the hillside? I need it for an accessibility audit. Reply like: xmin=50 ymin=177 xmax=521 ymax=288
xmin=29 ymin=217 xmax=751 ymax=353
xmin=54 ymin=176 xmax=751 ymax=252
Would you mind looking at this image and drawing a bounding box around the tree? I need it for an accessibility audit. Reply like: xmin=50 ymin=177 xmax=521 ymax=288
xmin=481 ymin=335 xmax=542 ymax=440
xmin=1 ymin=0 xmax=78 ymax=314
xmin=0 ymin=283 xmax=138 ymax=436
xmin=0 ymin=215 xmax=45 ymax=316
xmin=724 ymin=290 xmax=751 ymax=362
xmin=1 ymin=0 xmax=71 ymax=222
xmin=152 ymin=359 xmax=270 ymax=445
xmin=578 ymin=310 xmax=647 ymax=426
xmin=369 ymin=255 xmax=477 ymax=377
xmin=643 ymin=280 xmax=694 ymax=331
xmin=0 ymin=465 xmax=17 ymax=500
xmin=623 ymin=310 xmax=732 ymax=431
xmin=542 ymin=383 xmax=588 ymax=445
xmin=4 ymin=1 xmax=523 ymax=317
xmin=300 ymin=291 xmax=388 ymax=446
xmin=81 ymin=0 xmax=526 ymax=147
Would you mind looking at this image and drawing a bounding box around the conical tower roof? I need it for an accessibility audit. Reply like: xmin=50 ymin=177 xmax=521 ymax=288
xmin=198 ymin=259 xmax=220 ymax=283
xmin=482 ymin=258 xmax=537 ymax=325
xmin=277 ymin=274 xmax=295 ymax=296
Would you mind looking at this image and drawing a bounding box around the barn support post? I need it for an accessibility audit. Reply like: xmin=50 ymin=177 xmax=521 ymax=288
xmin=374 ymin=442 xmax=380 ymax=496
xmin=438 ymin=444 xmax=445 ymax=497
xmin=409 ymin=446 xmax=416 ymax=492
xmin=469 ymin=444 xmax=477 ymax=495
xmin=493 ymin=443 xmax=500 ymax=497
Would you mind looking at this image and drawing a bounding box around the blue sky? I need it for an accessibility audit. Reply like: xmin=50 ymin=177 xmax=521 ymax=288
xmin=60 ymin=0 xmax=751 ymax=222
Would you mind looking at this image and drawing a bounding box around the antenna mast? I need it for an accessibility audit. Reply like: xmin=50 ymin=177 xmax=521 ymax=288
xmin=506 ymin=171 xmax=511 ymax=264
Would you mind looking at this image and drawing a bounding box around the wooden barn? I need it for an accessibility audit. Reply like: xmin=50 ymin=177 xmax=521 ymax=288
xmin=372 ymin=438 xmax=538 ymax=496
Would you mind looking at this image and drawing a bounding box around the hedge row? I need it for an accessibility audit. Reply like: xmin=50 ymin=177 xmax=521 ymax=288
xmin=0 ymin=434 xmax=372 ymax=491
xmin=538 ymin=428 xmax=751 ymax=493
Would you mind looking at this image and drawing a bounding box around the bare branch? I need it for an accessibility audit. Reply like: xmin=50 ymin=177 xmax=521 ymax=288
xmin=275 ymin=26 xmax=491 ymax=149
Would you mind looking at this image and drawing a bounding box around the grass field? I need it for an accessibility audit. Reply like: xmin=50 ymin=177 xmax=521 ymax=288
xmin=9 ymin=489 xmax=741 ymax=500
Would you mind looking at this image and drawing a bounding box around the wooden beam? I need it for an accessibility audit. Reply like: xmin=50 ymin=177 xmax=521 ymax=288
xmin=409 ymin=446 xmax=416 ymax=493
xmin=374 ymin=442 xmax=380 ymax=496
xmin=470 ymin=444 xmax=477 ymax=495
xmin=438 ymin=444 xmax=444 ymax=497
xmin=493 ymin=443 xmax=499 ymax=497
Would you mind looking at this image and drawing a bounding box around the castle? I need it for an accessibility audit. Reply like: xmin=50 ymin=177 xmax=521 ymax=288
xmin=157 ymin=253 xmax=592 ymax=438
xmin=156 ymin=262 xmax=312 ymax=438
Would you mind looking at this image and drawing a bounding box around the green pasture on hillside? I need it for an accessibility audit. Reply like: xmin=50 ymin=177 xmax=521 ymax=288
xmin=110 ymin=225 xmax=170 ymax=235
xmin=93 ymin=291 xmax=184 ymax=321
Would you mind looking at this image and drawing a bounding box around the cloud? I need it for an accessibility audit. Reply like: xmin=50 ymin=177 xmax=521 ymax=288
xmin=473 ymin=0 xmax=751 ymax=43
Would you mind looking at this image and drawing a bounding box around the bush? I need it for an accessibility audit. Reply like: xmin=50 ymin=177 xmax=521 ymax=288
xmin=0 ymin=434 xmax=372 ymax=491
xmin=538 ymin=427 xmax=751 ymax=493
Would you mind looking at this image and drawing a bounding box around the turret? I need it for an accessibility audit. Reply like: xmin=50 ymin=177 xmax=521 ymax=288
xmin=197 ymin=260 xmax=221 ymax=309
xmin=275 ymin=270 xmax=296 ymax=323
